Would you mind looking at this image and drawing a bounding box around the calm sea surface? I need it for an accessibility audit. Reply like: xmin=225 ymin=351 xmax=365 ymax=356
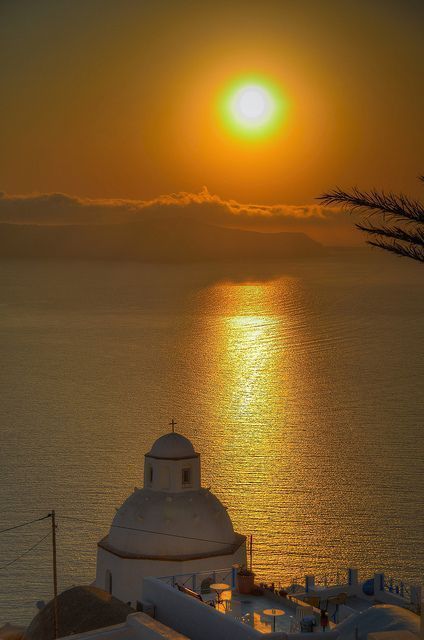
xmin=0 ymin=253 xmax=423 ymax=624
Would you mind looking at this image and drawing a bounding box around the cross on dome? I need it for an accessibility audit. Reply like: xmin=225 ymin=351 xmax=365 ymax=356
xmin=169 ymin=418 xmax=177 ymax=433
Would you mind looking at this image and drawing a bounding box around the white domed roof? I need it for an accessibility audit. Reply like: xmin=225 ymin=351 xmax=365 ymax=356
xmin=148 ymin=432 xmax=196 ymax=459
xmin=108 ymin=487 xmax=236 ymax=557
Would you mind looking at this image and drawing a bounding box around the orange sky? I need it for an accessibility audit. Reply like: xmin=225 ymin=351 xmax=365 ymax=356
xmin=0 ymin=1 xmax=423 ymax=212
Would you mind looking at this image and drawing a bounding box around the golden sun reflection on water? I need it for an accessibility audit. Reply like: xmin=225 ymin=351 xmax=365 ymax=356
xmin=225 ymin=313 xmax=278 ymax=415
xmin=195 ymin=281 xmax=302 ymax=553
xmin=192 ymin=277 xmax=331 ymax=583
xmin=218 ymin=284 xmax=285 ymax=442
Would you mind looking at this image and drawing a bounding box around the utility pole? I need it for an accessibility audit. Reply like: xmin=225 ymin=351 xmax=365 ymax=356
xmin=51 ymin=510 xmax=59 ymax=639
xmin=249 ymin=534 xmax=253 ymax=573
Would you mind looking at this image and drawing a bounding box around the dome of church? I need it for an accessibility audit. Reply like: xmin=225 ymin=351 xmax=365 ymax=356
xmin=148 ymin=432 xmax=196 ymax=459
xmin=107 ymin=487 xmax=237 ymax=557
xmin=96 ymin=428 xmax=247 ymax=602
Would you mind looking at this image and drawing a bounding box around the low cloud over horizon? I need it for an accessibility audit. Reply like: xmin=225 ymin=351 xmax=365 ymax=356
xmin=0 ymin=188 xmax=359 ymax=246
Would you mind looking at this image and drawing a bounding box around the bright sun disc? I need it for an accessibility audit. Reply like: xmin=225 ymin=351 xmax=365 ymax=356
xmin=219 ymin=75 xmax=286 ymax=140
xmin=237 ymin=87 xmax=268 ymax=120
xmin=234 ymin=87 xmax=272 ymax=123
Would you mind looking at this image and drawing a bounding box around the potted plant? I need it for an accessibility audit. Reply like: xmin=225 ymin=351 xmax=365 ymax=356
xmin=237 ymin=566 xmax=255 ymax=594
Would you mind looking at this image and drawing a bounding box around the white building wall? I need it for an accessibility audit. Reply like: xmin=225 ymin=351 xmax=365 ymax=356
xmin=144 ymin=456 xmax=201 ymax=493
xmin=142 ymin=577 xmax=267 ymax=640
xmin=96 ymin=542 xmax=246 ymax=606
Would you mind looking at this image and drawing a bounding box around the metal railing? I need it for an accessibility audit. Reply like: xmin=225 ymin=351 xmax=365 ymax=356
xmin=384 ymin=577 xmax=411 ymax=600
xmin=158 ymin=567 xmax=236 ymax=593
xmin=159 ymin=567 xmax=415 ymax=606
xmin=313 ymin=571 xmax=346 ymax=587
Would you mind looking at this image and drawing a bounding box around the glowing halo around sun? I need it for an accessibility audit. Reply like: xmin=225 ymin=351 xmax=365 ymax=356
xmin=218 ymin=75 xmax=286 ymax=140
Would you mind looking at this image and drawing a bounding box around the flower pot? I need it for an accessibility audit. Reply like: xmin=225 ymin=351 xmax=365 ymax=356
xmin=237 ymin=573 xmax=255 ymax=594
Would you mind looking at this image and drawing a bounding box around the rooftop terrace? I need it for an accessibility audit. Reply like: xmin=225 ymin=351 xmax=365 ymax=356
xmin=151 ymin=567 xmax=421 ymax=638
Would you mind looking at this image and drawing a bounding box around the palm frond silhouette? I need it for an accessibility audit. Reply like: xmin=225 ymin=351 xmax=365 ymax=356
xmin=319 ymin=175 xmax=424 ymax=262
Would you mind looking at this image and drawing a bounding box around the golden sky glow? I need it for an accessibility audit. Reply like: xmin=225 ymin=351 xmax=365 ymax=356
xmin=0 ymin=1 xmax=423 ymax=205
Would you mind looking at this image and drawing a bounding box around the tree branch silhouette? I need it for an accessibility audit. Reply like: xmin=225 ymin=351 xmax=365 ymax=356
xmin=318 ymin=177 xmax=424 ymax=262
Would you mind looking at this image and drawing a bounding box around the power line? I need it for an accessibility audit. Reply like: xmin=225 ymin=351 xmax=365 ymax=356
xmin=60 ymin=514 xmax=236 ymax=546
xmin=0 ymin=514 xmax=51 ymax=535
xmin=0 ymin=531 xmax=51 ymax=571
xmin=0 ymin=511 xmax=362 ymax=576
xmin=58 ymin=515 xmax=357 ymax=562
xmin=115 ymin=522 xmax=235 ymax=546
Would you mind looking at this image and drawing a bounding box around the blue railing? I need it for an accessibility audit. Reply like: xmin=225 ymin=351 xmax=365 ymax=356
xmin=384 ymin=577 xmax=411 ymax=599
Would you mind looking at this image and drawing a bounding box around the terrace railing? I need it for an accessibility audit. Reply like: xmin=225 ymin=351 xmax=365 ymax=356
xmin=158 ymin=567 xmax=236 ymax=593
xmin=384 ymin=576 xmax=411 ymax=600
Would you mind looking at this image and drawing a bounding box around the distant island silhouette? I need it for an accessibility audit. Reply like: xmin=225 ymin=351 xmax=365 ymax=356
xmin=0 ymin=219 xmax=326 ymax=262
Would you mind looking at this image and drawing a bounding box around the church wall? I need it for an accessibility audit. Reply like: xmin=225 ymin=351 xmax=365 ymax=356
xmin=96 ymin=542 xmax=246 ymax=606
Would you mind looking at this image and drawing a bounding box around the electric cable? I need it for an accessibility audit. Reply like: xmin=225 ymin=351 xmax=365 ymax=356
xmin=58 ymin=514 xmax=350 ymax=562
xmin=0 ymin=514 xmax=51 ymax=535
xmin=60 ymin=514 xmax=236 ymax=546
xmin=0 ymin=531 xmax=51 ymax=571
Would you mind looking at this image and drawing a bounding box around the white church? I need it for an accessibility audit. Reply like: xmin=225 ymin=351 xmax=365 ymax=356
xmin=95 ymin=427 xmax=247 ymax=605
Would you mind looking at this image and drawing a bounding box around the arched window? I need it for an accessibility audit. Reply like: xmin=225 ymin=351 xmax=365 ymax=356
xmin=105 ymin=570 xmax=113 ymax=594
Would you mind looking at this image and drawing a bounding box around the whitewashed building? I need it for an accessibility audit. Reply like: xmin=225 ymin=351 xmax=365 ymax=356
xmin=95 ymin=430 xmax=246 ymax=605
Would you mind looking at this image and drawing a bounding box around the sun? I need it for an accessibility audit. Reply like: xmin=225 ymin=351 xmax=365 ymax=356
xmin=218 ymin=74 xmax=286 ymax=140
xmin=233 ymin=85 xmax=272 ymax=125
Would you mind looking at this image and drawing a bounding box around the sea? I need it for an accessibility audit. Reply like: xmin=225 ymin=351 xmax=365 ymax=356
xmin=0 ymin=251 xmax=423 ymax=624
